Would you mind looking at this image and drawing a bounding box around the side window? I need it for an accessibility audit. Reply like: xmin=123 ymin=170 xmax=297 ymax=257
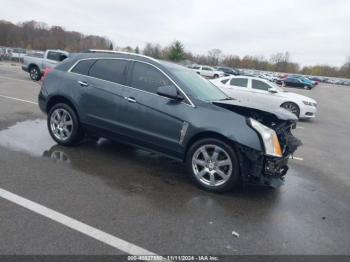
xmin=202 ymin=67 xmax=212 ymax=71
xmin=71 ymin=59 xmax=96 ymax=75
xmin=88 ymin=59 xmax=128 ymax=85
xmin=47 ymin=51 xmax=65 ymax=62
xmin=131 ymin=62 xmax=173 ymax=93
xmin=192 ymin=66 xmax=200 ymax=70
xmin=230 ymin=78 xmax=248 ymax=88
xmin=251 ymin=80 xmax=271 ymax=91
xmin=221 ymin=79 xmax=230 ymax=84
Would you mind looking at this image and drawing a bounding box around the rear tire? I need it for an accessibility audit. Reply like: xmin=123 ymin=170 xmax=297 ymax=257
xmin=29 ymin=65 xmax=41 ymax=81
xmin=186 ymin=138 xmax=240 ymax=192
xmin=47 ymin=103 xmax=83 ymax=146
xmin=214 ymin=74 xmax=219 ymax=78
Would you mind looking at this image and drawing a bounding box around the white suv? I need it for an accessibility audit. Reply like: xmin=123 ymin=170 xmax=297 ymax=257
xmin=191 ymin=65 xmax=225 ymax=78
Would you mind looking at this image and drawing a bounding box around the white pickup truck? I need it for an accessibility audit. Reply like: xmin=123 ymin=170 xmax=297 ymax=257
xmin=22 ymin=50 xmax=69 ymax=80
xmin=191 ymin=65 xmax=225 ymax=79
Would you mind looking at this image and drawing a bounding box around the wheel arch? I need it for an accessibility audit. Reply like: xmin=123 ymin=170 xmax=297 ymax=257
xmin=183 ymin=131 xmax=240 ymax=163
xmin=280 ymin=101 xmax=300 ymax=118
xmin=46 ymin=95 xmax=80 ymax=120
xmin=28 ymin=63 xmax=40 ymax=72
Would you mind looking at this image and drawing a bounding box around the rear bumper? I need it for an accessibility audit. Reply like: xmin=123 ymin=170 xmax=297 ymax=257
xmin=38 ymin=84 xmax=48 ymax=113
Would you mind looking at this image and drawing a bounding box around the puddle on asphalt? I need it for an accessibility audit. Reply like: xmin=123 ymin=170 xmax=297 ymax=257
xmin=0 ymin=119 xmax=56 ymax=157
xmin=0 ymin=119 xmax=180 ymax=170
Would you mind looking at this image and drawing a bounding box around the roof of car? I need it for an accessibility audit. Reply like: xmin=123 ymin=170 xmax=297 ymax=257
xmin=71 ymin=50 xmax=161 ymax=65
xmin=219 ymin=75 xmax=269 ymax=82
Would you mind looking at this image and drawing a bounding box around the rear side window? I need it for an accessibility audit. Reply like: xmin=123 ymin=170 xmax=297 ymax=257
xmin=230 ymin=78 xmax=248 ymax=88
xmin=71 ymin=59 xmax=96 ymax=75
xmin=88 ymin=59 xmax=128 ymax=85
xmin=221 ymin=79 xmax=230 ymax=84
xmin=252 ymin=80 xmax=271 ymax=91
xmin=131 ymin=62 xmax=172 ymax=93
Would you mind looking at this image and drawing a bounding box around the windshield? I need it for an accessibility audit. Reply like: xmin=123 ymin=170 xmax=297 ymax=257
xmin=169 ymin=67 xmax=228 ymax=102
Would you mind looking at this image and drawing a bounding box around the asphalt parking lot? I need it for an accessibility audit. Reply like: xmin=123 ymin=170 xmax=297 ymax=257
xmin=0 ymin=62 xmax=350 ymax=256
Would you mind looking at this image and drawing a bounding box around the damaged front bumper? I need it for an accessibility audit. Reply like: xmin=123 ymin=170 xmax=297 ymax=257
xmin=262 ymin=155 xmax=289 ymax=188
xmin=237 ymin=145 xmax=296 ymax=188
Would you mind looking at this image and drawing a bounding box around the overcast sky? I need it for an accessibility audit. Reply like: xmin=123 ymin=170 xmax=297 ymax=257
xmin=1 ymin=0 xmax=349 ymax=67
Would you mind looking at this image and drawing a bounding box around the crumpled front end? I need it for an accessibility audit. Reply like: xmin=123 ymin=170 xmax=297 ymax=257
xmin=237 ymin=121 xmax=301 ymax=187
xmin=213 ymin=100 xmax=302 ymax=187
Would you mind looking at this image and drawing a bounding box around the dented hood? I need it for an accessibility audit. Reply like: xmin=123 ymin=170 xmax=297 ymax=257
xmin=213 ymin=99 xmax=298 ymax=121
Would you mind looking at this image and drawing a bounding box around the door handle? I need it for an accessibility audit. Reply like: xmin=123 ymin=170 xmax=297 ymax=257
xmin=125 ymin=97 xmax=136 ymax=103
xmin=78 ymin=80 xmax=88 ymax=87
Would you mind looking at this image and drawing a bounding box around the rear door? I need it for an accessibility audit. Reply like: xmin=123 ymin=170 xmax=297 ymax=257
xmin=223 ymin=77 xmax=250 ymax=102
xmin=201 ymin=66 xmax=213 ymax=77
xmin=74 ymin=58 xmax=131 ymax=133
xmin=118 ymin=61 xmax=187 ymax=155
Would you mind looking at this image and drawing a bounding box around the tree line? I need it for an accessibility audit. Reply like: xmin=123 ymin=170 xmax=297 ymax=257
xmin=0 ymin=20 xmax=113 ymax=52
xmin=1 ymin=20 xmax=349 ymax=78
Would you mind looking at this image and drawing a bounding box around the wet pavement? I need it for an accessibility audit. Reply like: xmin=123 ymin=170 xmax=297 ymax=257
xmin=0 ymin=63 xmax=349 ymax=255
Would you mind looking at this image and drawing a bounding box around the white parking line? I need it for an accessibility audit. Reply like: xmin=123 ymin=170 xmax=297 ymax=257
xmin=0 ymin=94 xmax=38 ymax=105
xmin=0 ymin=188 xmax=161 ymax=257
xmin=0 ymin=75 xmax=35 ymax=84
xmin=296 ymin=126 xmax=304 ymax=129
xmin=289 ymin=156 xmax=304 ymax=161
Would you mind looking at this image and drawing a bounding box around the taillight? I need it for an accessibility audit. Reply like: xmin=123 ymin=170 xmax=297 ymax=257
xmin=42 ymin=67 xmax=54 ymax=81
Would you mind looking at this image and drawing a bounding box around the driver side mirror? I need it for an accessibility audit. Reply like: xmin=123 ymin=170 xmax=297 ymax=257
xmin=268 ymin=88 xmax=278 ymax=93
xmin=157 ymin=85 xmax=183 ymax=101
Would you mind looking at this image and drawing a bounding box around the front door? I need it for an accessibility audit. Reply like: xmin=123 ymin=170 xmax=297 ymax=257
xmin=119 ymin=61 xmax=187 ymax=156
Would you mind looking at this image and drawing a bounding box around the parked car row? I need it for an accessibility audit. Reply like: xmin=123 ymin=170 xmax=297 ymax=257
xmin=211 ymin=76 xmax=317 ymax=119
xmin=0 ymin=46 xmax=27 ymax=62
xmin=38 ymin=50 xmax=301 ymax=192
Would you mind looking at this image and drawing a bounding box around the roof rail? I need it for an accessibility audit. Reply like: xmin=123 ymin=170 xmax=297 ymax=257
xmin=87 ymin=49 xmax=158 ymax=62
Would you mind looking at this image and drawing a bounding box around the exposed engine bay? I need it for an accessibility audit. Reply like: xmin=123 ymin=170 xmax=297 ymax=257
xmin=213 ymin=101 xmax=302 ymax=155
xmin=214 ymin=101 xmax=302 ymax=187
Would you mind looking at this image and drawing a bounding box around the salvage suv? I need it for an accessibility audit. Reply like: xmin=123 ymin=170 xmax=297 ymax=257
xmin=39 ymin=51 xmax=300 ymax=192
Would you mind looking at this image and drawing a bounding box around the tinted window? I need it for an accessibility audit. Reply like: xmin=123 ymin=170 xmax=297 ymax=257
xmin=252 ymin=79 xmax=271 ymax=91
xmin=202 ymin=67 xmax=212 ymax=71
xmin=47 ymin=51 xmax=66 ymax=62
xmin=131 ymin=62 xmax=172 ymax=93
xmin=89 ymin=59 xmax=128 ymax=85
xmin=71 ymin=59 xmax=96 ymax=75
xmin=230 ymin=78 xmax=248 ymax=87
xmin=221 ymin=79 xmax=230 ymax=84
xmin=192 ymin=66 xmax=200 ymax=70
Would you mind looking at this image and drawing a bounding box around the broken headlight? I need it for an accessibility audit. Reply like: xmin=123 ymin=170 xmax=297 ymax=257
xmin=248 ymin=118 xmax=283 ymax=157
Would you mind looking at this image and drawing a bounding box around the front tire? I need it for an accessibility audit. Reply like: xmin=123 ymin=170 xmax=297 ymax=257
xmin=213 ymin=74 xmax=219 ymax=79
xmin=48 ymin=103 xmax=83 ymax=146
xmin=186 ymin=138 xmax=240 ymax=192
xmin=281 ymin=102 xmax=300 ymax=118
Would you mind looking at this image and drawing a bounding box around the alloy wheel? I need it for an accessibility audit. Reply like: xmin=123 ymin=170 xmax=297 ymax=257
xmin=282 ymin=103 xmax=299 ymax=116
xmin=192 ymin=144 xmax=233 ymax=187
xmin=50 ymin=108 xmax=74 ymax=141
xmin=30 ymin=68 xmax=39 ymax=80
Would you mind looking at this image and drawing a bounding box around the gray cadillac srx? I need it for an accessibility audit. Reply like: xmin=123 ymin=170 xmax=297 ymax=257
xmin=38 ymin=51 xmax=300 ymax=192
